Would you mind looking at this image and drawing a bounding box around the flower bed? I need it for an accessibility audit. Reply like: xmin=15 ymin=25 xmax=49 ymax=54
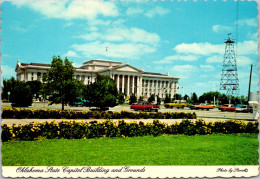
xmin=2 ymin=108 xmax=197 ymax=119
xmin=2 ymin=119 xmax=258 ymax=142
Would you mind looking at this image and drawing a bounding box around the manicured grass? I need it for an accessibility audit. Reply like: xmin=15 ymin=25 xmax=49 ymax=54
xmin=2 ymin=134 xmax=258 ymax=166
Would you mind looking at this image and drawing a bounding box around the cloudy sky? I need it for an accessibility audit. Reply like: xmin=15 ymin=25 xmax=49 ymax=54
xmin=1 ymin=0 xmax=258 ymax=97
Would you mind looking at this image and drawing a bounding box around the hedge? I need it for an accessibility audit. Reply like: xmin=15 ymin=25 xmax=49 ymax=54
xmin=2 ymin=119 xmax=258 ymax=142
xmin=2 ymin=108 xmax=197 ymax=119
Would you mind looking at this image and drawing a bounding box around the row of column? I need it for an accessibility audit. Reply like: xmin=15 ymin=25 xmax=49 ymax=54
xmin=142 ymin=79 xmax=177 ymax=98
xmin=111 ymin=74 xmax=142 ymax=97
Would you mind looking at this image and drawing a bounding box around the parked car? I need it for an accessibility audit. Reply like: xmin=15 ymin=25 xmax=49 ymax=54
xmin=189 ymin=103 xmax=214 ymax=110
xmin=235 ymin=105 xmax=253 ymax=113
xmin=164 ymin=102 xmax=187 ymax=109
xmin=218 ymin=104 xmax=240 ymax=112
xmin=208 ymin=104 xmax=216 ymax=108
xmin=71 ymin=97 xmax=89 ymax=107
xmin=130 ymin=102 xmax=160 ymax=112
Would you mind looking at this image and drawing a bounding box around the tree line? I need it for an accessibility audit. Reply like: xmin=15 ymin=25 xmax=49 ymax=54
xmin=2 ymin=56 xmax=249 ymax=109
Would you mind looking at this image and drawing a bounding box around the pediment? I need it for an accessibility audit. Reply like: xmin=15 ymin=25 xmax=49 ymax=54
xmin=113 ymin=64 xmax=142 ymax=73
xmin=116 ymin=66 xmax=139 ymax=72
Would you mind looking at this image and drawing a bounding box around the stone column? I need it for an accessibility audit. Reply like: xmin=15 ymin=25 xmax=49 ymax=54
xmin=139 ymin=76 xmax=143 ymax=97
xmin=151 ymin=80 xmax=154 ymax=94
xmin=159 ymin=80 xmax=162 ymax=98
xmin=127 ymin=75 xmax=130 ymax=97
xmin=132 ymin=76 xmax=134 ymax=95
xmin=122 ymin=75 xmax=125 ymax=94
xmin=116 ymin=74 xmax=119 ymax=91
xmin=136 ymin=76 xmax=139 ymax=97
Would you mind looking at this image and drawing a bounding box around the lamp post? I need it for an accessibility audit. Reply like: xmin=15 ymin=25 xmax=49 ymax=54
xmin=7 ymin=91 xmax=10 ymax=102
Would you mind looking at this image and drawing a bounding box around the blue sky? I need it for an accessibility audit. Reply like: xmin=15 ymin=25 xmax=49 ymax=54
xmin=1 ymin=0 xmax=258 ymax=97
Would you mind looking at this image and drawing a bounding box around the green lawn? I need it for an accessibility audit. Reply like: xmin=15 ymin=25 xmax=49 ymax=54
xmin=2 ymin=134 xmax=258 ymax=166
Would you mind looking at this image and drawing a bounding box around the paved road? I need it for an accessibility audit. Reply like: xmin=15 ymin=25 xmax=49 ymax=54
xmin=2 ymin=102 xmax=255 ymax=126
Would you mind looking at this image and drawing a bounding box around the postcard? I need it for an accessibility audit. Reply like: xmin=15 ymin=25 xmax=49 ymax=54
xmin=1 ymin=0 xmax=259 ymax=178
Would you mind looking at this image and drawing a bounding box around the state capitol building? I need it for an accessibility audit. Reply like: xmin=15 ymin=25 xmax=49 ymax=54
xmin=16 ymin=59 xmax=179 ymax=99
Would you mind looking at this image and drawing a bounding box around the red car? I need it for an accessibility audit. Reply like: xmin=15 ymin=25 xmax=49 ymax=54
xmin=130 ymin=103 xmax=160 ymax=112
xmin=218 ymin=104 xmax=239 ymax=112
xmin=189 ymin=104 xmax=214 ymax=110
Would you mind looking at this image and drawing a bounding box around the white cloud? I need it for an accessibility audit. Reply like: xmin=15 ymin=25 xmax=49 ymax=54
xmin=174 ymin=42 xmax=224 ymax=55
xmin=206 ymin=55 xmax=223 ymax=63
xmin=171 ymin=65 xmax=199 ymax=79
xmin=126 ymin=7 xmax=144 ymax=16
xmin=248 ymin=32 xmax=258 ymax=40
xmin=72 ymin=41 xmax=156 ymax=59
xmin=236 ymin=18 xmax=258 ymax=27
xmin=63 ymin=50 xmax=79 ymax=58
xmin=78 ymin=26 xmax=160 ymax=46
xmin=145 ymin=6 xmax=170 ymax=18
xmin=153 ymin=55 xmax=199 ymax=64
xmin=174 ymin=40 xmax=258 ymax=56
xmin=1 ymin=65 xmax=16 ymax=77
xmin=206 ymin=55 xmax=253 ymax=67
xmin=212 ymin=25 xmax=232 ymax=33
xmin=11 ymin=0 xmax=119 ymax=20
xmin=237 ymin=40 xmax=258 ymax=55
xmin=236 ymin=56 xmax=253 ymax=66
xmin=199 ymin=65 xmax=215 ymax=71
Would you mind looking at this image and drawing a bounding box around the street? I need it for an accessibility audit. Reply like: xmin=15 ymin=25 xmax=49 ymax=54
xmin=2 ymin=102 xmax=254 ymax=121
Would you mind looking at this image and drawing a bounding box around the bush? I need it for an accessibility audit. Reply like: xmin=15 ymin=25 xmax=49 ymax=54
xmin=2 ymin=108 xmax=197 ymax=120
xmin=10 ymin=81 xmax=33 ymax=107
xmin=2 ymin=119 xmax=258 ymax=142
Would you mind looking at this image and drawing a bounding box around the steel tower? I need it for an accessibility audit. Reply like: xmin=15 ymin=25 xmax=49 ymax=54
xmin=220 ymin=33 xmax=239 ymax=96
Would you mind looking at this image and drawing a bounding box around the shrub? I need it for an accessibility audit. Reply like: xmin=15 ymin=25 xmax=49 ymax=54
xmin=2 ymin=108 xmax=197 ymax=120
xmin=1 ymin=119 xmax=258 ymax=142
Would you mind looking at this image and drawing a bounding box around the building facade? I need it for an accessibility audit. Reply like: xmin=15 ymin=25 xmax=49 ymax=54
xmin=15 ymin=59 xmax=179 ymax=99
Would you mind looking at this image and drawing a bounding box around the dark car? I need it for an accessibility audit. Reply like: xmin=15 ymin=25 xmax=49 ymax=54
xmin=71 ymin=97 xmax=89 ymax=107
xmin=235 ymin=105 xmax=253 ymax=113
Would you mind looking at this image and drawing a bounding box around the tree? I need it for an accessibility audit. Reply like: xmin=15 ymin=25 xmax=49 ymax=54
xmin=191 ymin=93 xmax=198 ymax=104
xmin=164 ymin=94 xmax=171 ymax=103
xmin=1 ymin=77 xmax=16 ymax=101
xmin=65 ymin=80 xmax=87 ymax=106
xmin=148 ymin=94 xmax=155 ymax=104
xmin=42 ymin=56 xmax=76 ymax=110
xmin=173 ymin=94 xmax=181 ymax=100
xmin=118 ymin=92 xmax=125 ymax=104
xmin=129 ymin=93 xmax=137 ymax=104
xmin=183 ymin=94 xmax=189 ymax=101
xmin=26 ymin=80 xmax=42 ymax=100
xmin=156 ymin=95 xmax=161 ymax=105
xmin=10 ymin=81 xmax=33 ymax=107
xmin=138 ymin=96 xmax=144 ymax=103
xmin=84 ymin=75 xmax=118 ymax=110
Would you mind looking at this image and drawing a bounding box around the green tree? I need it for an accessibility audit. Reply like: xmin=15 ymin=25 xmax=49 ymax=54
xmin=26 ymin=80 xmax=42 ymax=100
xmin=42 ymin=56 xmax=76 ymax=110
xmin=183 ymin=94 xmax=189 ymax=101
xmin=164 ymin=94 xmax=171 ymax=103
xmin=129 ymin=93 xmax=137 ymax=104
xmin=65 ymin=80 xmax=87 ymax=106
xmin=138 ymin=96 xmax=144 ymax=103
xmin=10 ymin=81 xmax=33 ymax=107
xmin=1 ymin=77 xmax=16 ymax=101
xmin=174 ymin=94 xmax=181 ymax=100
xmin=191 ymin=93 xmax=198 ymax=104
xmin=219 ymin=94 xmax=229 ymax=104
xmin=84 ymin=75 xmax=118 ymax=110
xmin=156 ymin=95 xmax=161 ymax=105
xmin=118 ymin=92 xmax=125 ymax=104
xmin=148 ymin=94 xmax=155 ymax=104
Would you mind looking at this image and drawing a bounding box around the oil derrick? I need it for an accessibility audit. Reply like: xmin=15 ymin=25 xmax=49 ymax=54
xmin=220 ymin=33 xmax=239 ymax=96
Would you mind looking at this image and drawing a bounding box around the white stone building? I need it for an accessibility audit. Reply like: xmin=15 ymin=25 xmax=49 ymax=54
xmin=15 ymin=59 xmax=179 ymax=99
